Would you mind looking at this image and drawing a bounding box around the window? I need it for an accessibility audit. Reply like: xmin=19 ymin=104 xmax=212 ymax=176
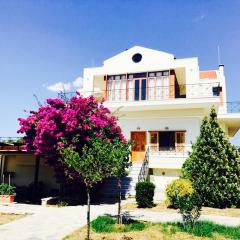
xmin=132 ymin=53 xmax=142 ymax=63
xmin=107 ymin=70 xmax=171 ymax=101
xmin=107 ymin=80 xmax=113 ymax=100
xmin=128 ymin=80 xmax=134 ymax=101
xmin=175 ymin=131 xmax=186 ymax=151
xmin=156 ymin=72 xmax=162 ymax=77
xmin=148 ymin=77 xmax=155 ymax=100
xmin=150 ymin=132 xmax=158 ymax=152
xmin=114 ymin=80 xmax=121 ymax=101
xmin=141 ymin=79 xmax=146 ymax=100
xmin=134 ymin=80 xmax=140 ymax=101
xmin=150 ymin=132 xmax=158 ymax=144
xmin=149 ymin=72 xmax=155 ymax=77
xmin=163 ymin=71 xmax=169 ymax=76
xmin=212 ymin=86 xmax=220 ymax=96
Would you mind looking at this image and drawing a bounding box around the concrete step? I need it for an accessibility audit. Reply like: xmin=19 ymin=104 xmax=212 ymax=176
xmin=99 ymin=163 xmax=143 ymax=199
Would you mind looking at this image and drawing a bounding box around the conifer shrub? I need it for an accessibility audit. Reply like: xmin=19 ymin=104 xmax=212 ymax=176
xmin=135 ymin=181 xmax=155 ymax=208
xmin=166 ymin=179 xmax=193 ymax=208
xmin=182 ymin=108 xmax=240 ymax=208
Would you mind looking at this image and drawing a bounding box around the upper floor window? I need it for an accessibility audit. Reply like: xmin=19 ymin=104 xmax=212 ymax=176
xmin=106 ymin=70 xmax=170 ymax=101
xmin=132 ymin=53 xmax=142 ymax=63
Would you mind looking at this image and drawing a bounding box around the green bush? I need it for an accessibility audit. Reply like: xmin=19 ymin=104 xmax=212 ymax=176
xmin=124 ymin=221 xmax=145 ymax=231
xmin=176 ymin=192 xmax=202 ymax=226
xmin=0 ymin=183 xmax=16 ymax=195
xmin=91 ymin=215 xmax=115 ymax=232
xmin=166 ymin=179 xmax=193 ymax=208
xmin=159 ymin=221 xmax=240 ymax=239
xmin=91 ymin=215 xmax=146 ymax=233
xmin=135 ymin=181 xmax=155 ymax=208
xmin=166 ymin=179 xmax=202 ymax=225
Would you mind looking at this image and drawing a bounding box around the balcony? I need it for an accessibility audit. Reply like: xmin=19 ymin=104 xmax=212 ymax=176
xmin=227 ymin=102 xmax=240 ymax=113
xmin=148 ymin=145 xmax=191 ymax=169
xmin=60 ymin=82 xmax=221 ymax=102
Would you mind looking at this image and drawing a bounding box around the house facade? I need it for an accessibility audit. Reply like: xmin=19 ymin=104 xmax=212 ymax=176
xmin=0 ymin=46 xmax=239 ymax=200
xmin=81 ymin=46 xmax=240 ymax=197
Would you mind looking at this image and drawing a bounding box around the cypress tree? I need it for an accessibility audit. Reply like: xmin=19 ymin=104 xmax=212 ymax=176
xmin=182 ymin=108 xmax=240 ymax=208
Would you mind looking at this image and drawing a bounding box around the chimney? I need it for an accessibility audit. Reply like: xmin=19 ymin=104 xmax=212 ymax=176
xmin=219 ymin=64 xmax=224 ymax=76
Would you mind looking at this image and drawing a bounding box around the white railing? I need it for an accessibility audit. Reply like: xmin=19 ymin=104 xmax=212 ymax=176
xmin=148 ymin=144 xmax=192 ymax=169
xmin=59 ymin=82 xmax=221 ymax=103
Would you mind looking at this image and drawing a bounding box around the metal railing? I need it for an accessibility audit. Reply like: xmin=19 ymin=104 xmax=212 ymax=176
xmin=138 ymin=147 xmax=150 ymax=182
xmin=149 ymin=144 xmax=192 ymax=152
xmin=58 ymin=82 xmax=221 ymax=102
xmin=227 ymin=102 xmax=240 ymax=113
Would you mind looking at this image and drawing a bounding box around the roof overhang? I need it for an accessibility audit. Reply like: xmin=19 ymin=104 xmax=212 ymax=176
xmin=104 ymin=97 xmax=221 ymax=112
xmin=218 ymin=113 xmax=240 ymax=136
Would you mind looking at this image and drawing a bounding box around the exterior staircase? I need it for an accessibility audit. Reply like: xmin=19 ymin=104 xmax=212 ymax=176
xmin=99 ymin=162 xmax=142 ymax=200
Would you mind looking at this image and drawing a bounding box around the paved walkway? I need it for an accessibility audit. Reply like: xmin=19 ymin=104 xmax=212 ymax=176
xmin=0 ymin=203 xmax=239 ymax=240
xmin=0 ymin=203 xmax=117 ymax=240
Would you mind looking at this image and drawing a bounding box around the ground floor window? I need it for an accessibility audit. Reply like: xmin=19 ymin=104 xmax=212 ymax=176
xmin=149 ymin=131 xmax=186 ymax=151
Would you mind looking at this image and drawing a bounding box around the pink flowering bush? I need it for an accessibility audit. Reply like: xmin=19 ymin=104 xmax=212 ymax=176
xmin=18 ymin=93 xmax=126 ymax=182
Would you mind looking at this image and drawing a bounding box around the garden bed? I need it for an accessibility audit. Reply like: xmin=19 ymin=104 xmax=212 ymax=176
xmin=0 ymin=213 xmax=26 ymax=225
xmin=123 ymin=201 xmax=240 ymax=218
xmin=64 ymin=215 xmax=240 ymax=240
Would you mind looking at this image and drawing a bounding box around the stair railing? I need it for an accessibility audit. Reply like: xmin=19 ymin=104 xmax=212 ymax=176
xmin=138 ymin=146 xmax=150 ymax=182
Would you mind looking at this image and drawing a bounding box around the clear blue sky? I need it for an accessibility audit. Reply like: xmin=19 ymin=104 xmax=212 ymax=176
xmin=0 ymin=1 xmax=239 ymax=144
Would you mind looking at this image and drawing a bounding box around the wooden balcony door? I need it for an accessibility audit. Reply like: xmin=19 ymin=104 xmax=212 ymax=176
xmin=128 ymin=79 xmax=147 ymax=101
xmin=131 ymin=131 xmax=146 ymax=162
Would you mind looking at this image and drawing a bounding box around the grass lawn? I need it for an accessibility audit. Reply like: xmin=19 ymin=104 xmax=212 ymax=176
xmin=123 ymin=201 xmax=240 ymax=218
xmin=64 ymin=215 xmax=240 ymax=240
xmin=0 ymin=213 xmax=26 ymax=225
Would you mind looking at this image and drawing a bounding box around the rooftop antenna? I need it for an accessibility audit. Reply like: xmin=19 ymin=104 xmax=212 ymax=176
xmin=33 ymin=94 xmax=42 ymax=107
xmin=217 ymin=45 xmax=221 ymax=65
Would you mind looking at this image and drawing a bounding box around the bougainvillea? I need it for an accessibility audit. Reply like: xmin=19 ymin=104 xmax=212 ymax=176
xmin=18 ymin=93 xmax=126 ymax=182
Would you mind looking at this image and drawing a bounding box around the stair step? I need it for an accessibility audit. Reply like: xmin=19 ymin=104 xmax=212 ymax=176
xmin=99 ymin=163 xmax=144 ymax=199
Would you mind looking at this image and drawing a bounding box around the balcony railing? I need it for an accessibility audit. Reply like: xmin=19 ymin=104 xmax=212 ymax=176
xmin=138 ymin=147 xmax=150 ymax=182
xmin=149 ymin=144 xmax=192 ymax=155
xmin=227 ymin=102 xmax=240 ymax=113
xmin=148 ymin=144 xmax=191 ymax=169
xmin=59 ymin=82 xmax=221 ymax=102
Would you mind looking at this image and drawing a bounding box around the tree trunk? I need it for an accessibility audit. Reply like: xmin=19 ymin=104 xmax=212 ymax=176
xmin=86 ymin=184 xmax=91 ymax=240
xmin=117 ymin=178 xmax=121 ymax=224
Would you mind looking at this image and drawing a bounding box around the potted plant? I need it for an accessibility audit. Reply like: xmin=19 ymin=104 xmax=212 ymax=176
xmin=0 ymin=183 xmax=16 ymax=203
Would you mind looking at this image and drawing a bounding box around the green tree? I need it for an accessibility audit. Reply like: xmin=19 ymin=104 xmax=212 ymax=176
xmin=60 ymin=137 xmax=130 ymax=240
xmin=182 ymin=108 xmax=240 ymax=208
xmin=110 ymin=138 xmax=131 ymax=224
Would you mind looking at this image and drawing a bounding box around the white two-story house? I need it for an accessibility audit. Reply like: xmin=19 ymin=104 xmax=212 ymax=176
xmin=81 ymin=46 xmax=240 ymax=197
xmin=1 ymin=46 xmax=238 ymax=200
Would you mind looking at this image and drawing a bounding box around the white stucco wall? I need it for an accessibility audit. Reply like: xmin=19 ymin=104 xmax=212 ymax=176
xmin=117 ymin=111 xmax=202 ymax=145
